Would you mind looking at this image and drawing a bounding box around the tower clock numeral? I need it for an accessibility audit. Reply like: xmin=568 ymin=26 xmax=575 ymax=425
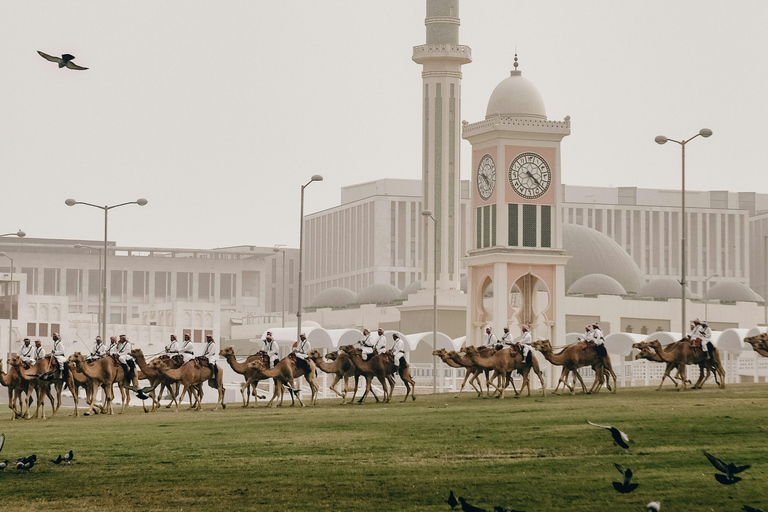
xmin=508 ymin=152 xmax=551 ymax=199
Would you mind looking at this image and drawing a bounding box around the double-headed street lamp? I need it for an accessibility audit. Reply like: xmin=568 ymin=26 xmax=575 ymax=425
xmin=65 ymin=198 xmax=148 ymax=341
xmin=421 ymin=209 xmax=438 ymax=393
xmin=0 ymin=252 xmax=14 ymax=358
xmin=273 ymin=244 xmax=286 ymax=328
xmin=655 ymin=128 xmax=712 ymax=333
xmin=0 ymin=230 xmax=25 ymax=238
xmin=296 ymin=176 xmax=323 ymax=344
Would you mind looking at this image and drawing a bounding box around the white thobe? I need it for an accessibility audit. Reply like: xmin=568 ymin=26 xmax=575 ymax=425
xmin=202 ymin=341 xmax=217 ymax=365
xmin=294 ymin=338 xmax=310 ymax=360
xmin=116 ymin=341 xmax=133 ymax=364
xmin=20 ymin=344 xmax=35 ymax=364
xmin=519 ymin=331 xmax=533 ymax=357
xmin=374 ymin=334 xmax=387 ymax=355
xmin=391 ymin=338 xmax=405 ymax=367
xmin=263 ymin=339 xmax=279 ymax=367
xmin=484 ymin=333 xmax=498 ymax=349
xmin=52 ymin=339 xmax=66 ymax=367
xmin=180 ymin=340 xmax=195 ymax=363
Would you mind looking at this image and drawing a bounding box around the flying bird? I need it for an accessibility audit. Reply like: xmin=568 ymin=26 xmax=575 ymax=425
xmin=646 ymin=502 xmax=660 ymax=512
xmin=447 ymin=490 xmax=458 ymax=509
xmin=37 ymin=51 xmax=88 ymax=70
xmin=459 ymin=497 xmax=487 ymax=512
xmin=703 ymin=451 xmax=750 ymax=485
xmin=0 ymin=460 xmax=8 ymax=470
xmin=612 ymin=463 xmax=638 ymax=493
xmin=743 ymin=506 xmax=765 ymax=512
xmin=587 ymin=421 xmax=630 ymax=449
xmin=127 ymin=385 xmax=155 ymax=400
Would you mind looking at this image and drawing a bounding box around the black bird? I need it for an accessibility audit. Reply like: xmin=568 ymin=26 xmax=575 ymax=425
xmin=16 ymin=459 xmax=34 ymax=471
xmin=494 ymin=507 xmax=526 ymax=512
xmin=612 ymin=463 xmax=638 ymax=493
xmin=0 ymin=460 xmax=8 ymax=470
xmin=37 ymin=51 xmax=88 ymax=70
xmin=50 ymin=455 xmax=63 ymax=464
xmin=447 ymin=490 xmax=458 ymax=509
xmin=17 ymin=454 xmax=36 ymax=465
xmin=743 ymin=506 xmax=765 ymax=512
xmin=459 ymin=497 xmax=487 ymax=512
xmin=587 ymin=421 xmax=630 ymax=449
xmin=703 ymin=451 xmax=750 ymax=485
xmin=127 ymin=385 xmax=155 ymax=401
xmin=62 ymin=450 xmax=74 ymax=463
xmin=646 ymin=502 xmax=660 ymax=512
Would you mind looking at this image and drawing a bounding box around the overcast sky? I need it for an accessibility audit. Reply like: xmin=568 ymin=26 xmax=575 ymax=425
xmin=2 ymin=1 xmax=766 ymax=250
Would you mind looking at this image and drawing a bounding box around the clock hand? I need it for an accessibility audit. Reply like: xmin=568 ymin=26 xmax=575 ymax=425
xmin=525 ymin=171 xmax=541 ymax=187
xmin=481 ymin=173 xmax=490 ymax=186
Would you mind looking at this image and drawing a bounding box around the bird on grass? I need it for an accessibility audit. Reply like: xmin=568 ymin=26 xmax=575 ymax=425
xmin=62 ymin=450 xmax=74 ymax=463
xmin=0 ymin=460 xmax=8 ymax=470
xmin=37 ymin=51 xmax=88 ymax=70
xmin=50 ymin=455 xmax=62 ymax=464
xmin=458 ymin=497 xmax=487 ymax=512
xmin=447 ymin=490 xmax=458 ymax=509
xmin=587 ymin=420 xmax=630 ymax=449
xmin=743 ymin=506 xmax=765 ymax=512
xmin=17 ymin=454 xmax=36 ymax=465
xmin=612 ymin=463 xmax=638 ymax=493
xmin=703 ymin=450 xmax=750 ymax=485
xmin=16 ymin=458 xmax=34 ymax=471
xmin=646 ymin=502 xmax=660 ymax=512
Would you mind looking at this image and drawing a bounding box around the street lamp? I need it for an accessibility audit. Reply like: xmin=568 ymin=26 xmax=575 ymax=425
xmin=65 ymin=198 xmax=148 ymax=341
xmin=0 ymin=252 xmax=14 ymax=359
xmin=0 ymin=230 xmax=25 ymax=238
xmin=764 ymin=235 xmax=768 ymax=326
xmin=703 ymin=272 xmax=719 ymax=324
xmin=296 ymin=175 xmax=323 ymax=345
xmin=421 ymin=209 xmax=438 ymax=394
xmin=273 ymin=244 xmax=286 ymax=328
xmin=655 ymin=128 xmax=712 ymax=333
xmin=75 ymin=244 xmax=103 ymax=335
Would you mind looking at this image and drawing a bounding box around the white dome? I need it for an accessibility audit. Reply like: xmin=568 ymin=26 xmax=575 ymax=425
xmin=310 ymin=287 xmax=357 ymax=308
xmin=486 ymin=70 xmax=546 ymax=120
xmin=356 ymin=283 xmax=403 ymax=305
xmin=568 ymin=274 xmax=627 ymax=296
xmin=401 ymin=280 xmax=422 ymax=299
xmin=639 ymin=278 xmax=699 ymax=300
xmin=704 ymin=282 xmax=764 ymax=303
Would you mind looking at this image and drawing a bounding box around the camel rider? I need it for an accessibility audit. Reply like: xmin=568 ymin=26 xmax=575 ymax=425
xmin=518 ymin=326 xmax=533 ymax=364
xmin=359 ymin=328 xmax=376 ymax=361
xmin=51 ymin=333 xmax=68 ymax=380
xmin=580 ymin=325 xmax=594 ymax=345
xmin=179 ymin=333 xmax=195 ymax=363
xmin=592 ymin=323 xmax=607 ymax=358
xmin=89 ymin=336 xmax=108 ymax=361
xmin=262 ymin=332 xmax=279 ymax=368
xmin=19 ymin=338 xmax=35 ymax=365
xmin=165 ymin=334 xmax=179 ymax=356
xmin=33 ymin=339 xmax=46 ymax=361
xmin=107 ymin=336 xmax=119 ymax=356
xmin=202 ymin=335 xmax=218 ymax=379
xmin=374 ymin=328 xmax=387 ymax=355
xmin=391 ymin=333 xmax=405 ymax=368
xmin=293 ymin=333 xmax=311 ymax=372
xmin=116 ymin=334 xmax=137 ymax=384
xmin=691 ymin=318 xmax=714 ymax=359
xmin=500 ymin=327 xmax=513 ymax=349
xmin=483 ymin=327 xmax=498 ymax=349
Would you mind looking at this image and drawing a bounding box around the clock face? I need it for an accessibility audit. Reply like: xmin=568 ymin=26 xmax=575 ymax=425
xmin=508 ymin=152 xmax=552 ymax=199
xmin=476 ymin=154 xmax=496 ymax=200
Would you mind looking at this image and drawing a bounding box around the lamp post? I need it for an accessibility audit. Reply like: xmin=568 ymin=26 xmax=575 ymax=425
xmin=655 ymin=128 xmax=712 ymax=333
xmin=74 ymin=244 xmax=103 ymax=336
xmin=0 ymin=252 xmax=14 ymax=359
xmin=0 ymin=230 xmax=25 ymax=238
xmin=703 ymin=272 xmax=719 ymax=324
xmin=421 ymin=209 xmax=438 ymax=394
xmin=65 ymin=198 xmax=148 ymax=342
xmin=764 ymin=235 xmax=768 ymax=326
xmin=273 ymin=244 xmax=286 ymax=328
xmin=296 ymin=176 xmax=323 ymax=345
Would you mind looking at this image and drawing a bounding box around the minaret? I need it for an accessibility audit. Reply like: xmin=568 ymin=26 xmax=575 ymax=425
xmin=412 ymin=0 xmax=471 ymax=291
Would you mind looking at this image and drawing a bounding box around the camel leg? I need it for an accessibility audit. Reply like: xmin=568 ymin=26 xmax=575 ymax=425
xmin=357 ymin=376 xmax=374 ymax=404
xmin=399 ymin=366 xmax=416 ymax=402
xmin=572 ymin=370 xmax=589 ymax=394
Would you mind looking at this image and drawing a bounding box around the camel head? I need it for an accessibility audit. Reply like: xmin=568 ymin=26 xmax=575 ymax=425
xmin=339 ymin=345 xmax=361 ymax=356
xmin=464 ymin=345 xmax=479 ymax=355
xmin=744 ymin=336 xmax=768 ymax=351
xmin=326 ymin=351 xmax=339 ymax=361
xmin=130 ymin=348 xmax=143 ymax=358
xmin=531 ymin=339 xmax=551 ymax=352
xmin=635 ymin=347 xmax=654 ymax=360
xmin=631 ymin=341 xmax=647 ymax=350
xmin=220 ymin=346 xmax=235 ymax=358
xmin=308 ymin=349 xmax=322 ymax=360
xmin=68 ymin=352 xmax=86 ymax=364
xmin=9 ymin=355 xmax=22 ymax=367
xmin=432 ymin=348 xmax=447 ymax=357
xmin=149 ymin=359 xmax=168 ymax=371
xmin=247 ymin=358 xmax=267 ymax=371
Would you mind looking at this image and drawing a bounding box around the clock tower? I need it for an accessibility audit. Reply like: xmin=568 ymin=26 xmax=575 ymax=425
xmin=462 ymin=57 xmax=571 ymax=345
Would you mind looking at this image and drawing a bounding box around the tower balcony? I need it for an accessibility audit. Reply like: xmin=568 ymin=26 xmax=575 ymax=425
xmin=412 ymin=44 xmax=472 ymax=65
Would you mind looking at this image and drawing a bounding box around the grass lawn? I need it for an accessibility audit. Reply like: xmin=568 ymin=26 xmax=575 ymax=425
xmin=0 ymin=384 xmax=765 ymax=512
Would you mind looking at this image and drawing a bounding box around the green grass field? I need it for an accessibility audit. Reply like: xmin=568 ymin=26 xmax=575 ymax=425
xmin=0 ymin=384 xmax=765 ymax=512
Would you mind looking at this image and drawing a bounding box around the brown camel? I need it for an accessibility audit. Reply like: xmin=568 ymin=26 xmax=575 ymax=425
xmin=8 ymin=356 xmax=56 ymax=419
xmin=149 ymin=358 xmax=226 ymax=411
xmin=65 ymin=360 xmax=99 ymax=416
xmin=446 ymin=349 xmax=494 ymax=397
xmin=339 ymin=346 xmax=416 ymax=403
xmin=245 ymin=357 xmax=305 ymax=407
xmin=309 ymin=349 xmax=357 ymax=404
xmin=744 ymin=334 xmax=768 ymax=358
xmin=0 ymin=359 xmax=30 ymax=419
xmin=69 ymin=352 xmax=132 ymax=414
xmin=641 ymin=339 xmax=725 ymax=390
xmin=131 ymin=349 xmax=182 ymax=411
xmin=463 ymin=345 xmax=547 ymax=398
xmin=433 ymin=349 xmax=485 ymax=398
xmin=325 ymin=350 xmax=378 ymax=403
xmin=633 ymin=346 xmax=688 ymax=389
xmin=532 ymin=339 xmax=617 ymax=394
xmin=219 ymin=347 xmax=266 ymax=407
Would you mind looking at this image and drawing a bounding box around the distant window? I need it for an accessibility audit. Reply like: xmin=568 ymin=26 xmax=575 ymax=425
xmin=177 ymin=272 xmax=192 ymax=301
xmin=43 ymin=268 xmax=60 ymax=295
xmin=199 ymin=273 xmax=213 ymax=302
xmin=27 ymin=323 xmax=36 ymax=336
xmin=541 ymin=206 xmax=551 ymax=248
xmin=523 ymin=204 xmax=537 ymax=247
xmin=39 ymin=323 xmax=48 ymax=337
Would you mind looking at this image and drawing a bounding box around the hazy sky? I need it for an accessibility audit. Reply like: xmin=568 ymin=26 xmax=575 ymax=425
xmin=2 ymin=1 xmax=766 ymax=249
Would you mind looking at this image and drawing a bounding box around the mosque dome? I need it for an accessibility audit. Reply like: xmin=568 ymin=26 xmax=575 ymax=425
xmin=310 ymin=287 xmax=357 ymax=308
xmin=401 ymin=280 xmax=423 ymax=299
xmin=356 ymin=283 xmax=403 ymax=305
xmin=486 ymin=66 xmax=547 ymax=120
xmin=562 ymin=224 xmax=645 ymax=295
xmin=704 ymin=282 xmax=764 ymax=303
xmin=639 ymin=278 xmax=699 ymax=300
xmin=568 ymin=274 xmax=627 ymax=296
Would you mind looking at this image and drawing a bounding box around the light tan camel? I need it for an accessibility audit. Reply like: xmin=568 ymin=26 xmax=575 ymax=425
xmin=65 ymin=360 xmax=98 ymax=416
xmin=532 ymin=339 xmax=617 ymax=394
xmin=149 ymin=358 xmax=226 ymax=411
xmin=633 ymin=345 xmax=688 ymax=389
xmin=131 ymin=349 xmax=182 ymax=411
xmin=641 ymin=339 xmax=725 ymax=390
xmin=69 ymin=352 xmax=132 ymax=414
xmin=219 ymin=347 xmax=266 ymax=407
xmin=433 ymin=349 xmax=484 ymax=398
xmin=0 ymin=359 xmax=30 ymax=419
xmin=464 ymin=345 xmax=547 ymax=398
xmin=446 ymin=349 xmax=494 ymax=397
xmin=309 ymin=349 xmax=357 ymax=404
xmin=245 ymin=357 xmax=305 ymax=407
xmin=325 ymin=350 xmax=378 ymax=403
xmin=8 ymin=356 xmax=56 ymax=419
xmin=744 ymin=334 xmax=768 ymax=358
xmin=339 ymin=346 xmax=416 ymax=403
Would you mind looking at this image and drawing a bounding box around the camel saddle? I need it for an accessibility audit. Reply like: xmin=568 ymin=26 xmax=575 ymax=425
xmin=287 ymin=352 xmax=297 ymax=363
xmin=689 ymin=337 xmax=703 ymax=348
xmin=108 ymin=354 xmax=121 ymax=367
xmin=195 ymin=356 xmax=210 ymax=369
xmin=579 ymin=340 xmax=595 ymax=350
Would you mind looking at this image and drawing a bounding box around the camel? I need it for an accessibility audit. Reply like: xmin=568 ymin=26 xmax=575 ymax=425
xmin=744 ymin=334 xmax=768 ymax=358
xmin=0 ymin=359 xmax=31 ymax=419
xmin=68 ymin=352 xmax=132 ymax=414
xmin=532 ymin=339 xmax=617 ymax=394
xmin=433 ymin=349 xmax=485 ymax=398
xmin=149 ymin=358 xmax=226 ymax=411
xmin=8 ymin=356 xmax=56 ymax=419
xmin=339 ymin=346 xmax=416 ymax=404
xmin=446 ymin=349 xmax=495 ymax=397
xmin=245 ymin=357 xmax=305 ymax=407
xmin=633 ymin=346 xmax=688 ymax=389
xmin=309 ymin=349 xmax=357 ymax=404
xmin=65 ymin=361 xmax=98 ymax=416
xmin=464 ymin=345 xmax=546 ymax=398
xmin=325 ymin=350 xmax=379 ymax=403
xmin=640 ymin=339 xmax=725 ymax=390
xmin=219 ymin=347 xmax=267 ymax=407
xmin=131 ymin=349 xmax=182 ymax=411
